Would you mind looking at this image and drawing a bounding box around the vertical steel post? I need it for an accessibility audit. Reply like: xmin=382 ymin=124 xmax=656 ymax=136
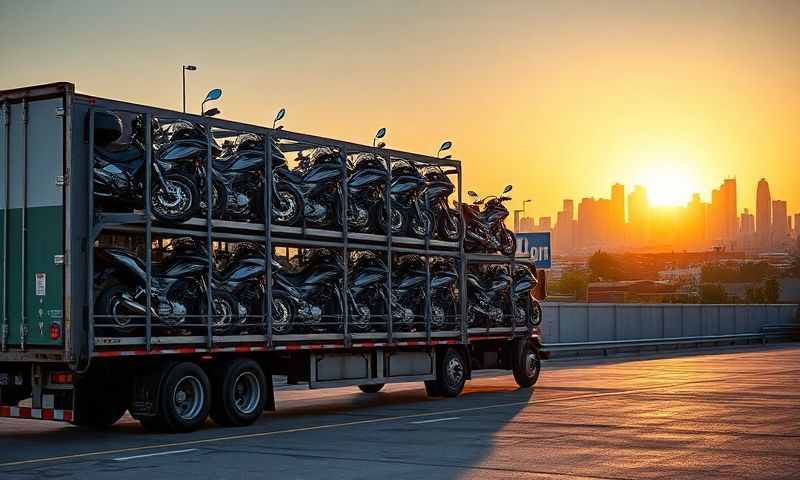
xmin=19 ymin=99 xmax=28 ymax=350
xmin=384 ymin=151 xmax=393 ymax=345
xmin=1 ymin=102 xmax=9 ymax=351
xmin=264 ymin=131 xmax=273 ymax=349
xmin=341 ymin=148 xmax=350 ymax=348
xmin=458 ymin=164 xmax=467 ymax=344
xmin=423 ymin=162 xmax=432 ymax=345
xmin=87 ymin=109 xmax=95 ymax=357
xmin=144 ymin=113 xmax=153 ymax=351
xmin=205 ymin=120 xmax=214 ymax=348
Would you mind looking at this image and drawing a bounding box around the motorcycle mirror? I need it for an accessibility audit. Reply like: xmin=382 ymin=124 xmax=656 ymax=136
xmin=467 ymin=191 xmax=479 ymax=198
xmin=204 ymin=88 xmax=222 ymax=102
xmin=503 ymin=185 xmax=513 ymax=193
xmin=273 ymin=108 xmax=286 ymax=128
xmin=441 ymin=154 xmax=452 ymax=160
xmin=203 ymin=108 xmax=220 ymax=117
xmin=276 ymin=125 xmax=284 ymax=130
xmin=375 ymin=127 xmax=386 ymax=139
xmin=377 ymin=141 xmax=386 ymax=149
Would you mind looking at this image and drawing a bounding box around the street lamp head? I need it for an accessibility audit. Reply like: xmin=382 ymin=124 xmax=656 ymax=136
xmin=184 ymin=65 xmax=197 ymax=71
xmin=437 ymin=140 xmax=452 ymax=158
xmin=373 ymin=127 xmax=386 ymax=147
xmin=204 ymin=88 xmax=222 ymax=102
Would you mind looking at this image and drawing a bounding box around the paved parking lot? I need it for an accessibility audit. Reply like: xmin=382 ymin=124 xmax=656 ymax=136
xmin=1 ymin=344 xmax=799 ymax=479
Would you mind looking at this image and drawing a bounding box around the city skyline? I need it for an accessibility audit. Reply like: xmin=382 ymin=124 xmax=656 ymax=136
xmin=523 ymin=176 xmax=798 ymax=254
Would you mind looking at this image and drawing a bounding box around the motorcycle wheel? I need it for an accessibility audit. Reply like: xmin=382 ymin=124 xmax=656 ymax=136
xmin=270 ymin=291 xmax=294 ymax=335
xmin=208 ymin=290 xmax=246 ymax=335
xmin=374 ymin=204 xmax=405 ymax=236
xmin=410 ymin=210 xmax=433 ymax=238
xmin=498 ymin=228 xmax=516 ymax=256
xmin=151 ymin=173 xmax=199 ymax=223
xmin=529 ymin=300 xmax=543 ymax=328
xmin=211 ymin=179 xmax=228 ymax=220
xmin=95 ymin=281 xmax=139 ymax=336
xmin=271 ymin=185 xmax=303 ymax=226
xmin=437 ymin=209 xmax=462 ymax=242
xmin=511 ymin=296 xmax=532 ymax=328
xmin=431 ymin=294 xmax=456 ymax=331
xmin=347 ymin=200 xmax=372 ymax=233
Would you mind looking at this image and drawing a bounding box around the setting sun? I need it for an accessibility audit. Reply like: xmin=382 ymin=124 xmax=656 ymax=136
xmin=639 ymin=164 xmax=699 ymax=207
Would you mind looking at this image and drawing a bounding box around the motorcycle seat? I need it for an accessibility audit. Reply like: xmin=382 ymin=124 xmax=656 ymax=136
xmin=96 ymin=145 xmax=143 ymax=165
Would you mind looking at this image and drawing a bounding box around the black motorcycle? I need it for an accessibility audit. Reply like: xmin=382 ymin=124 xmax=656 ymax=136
xmin=423 ymin=166 xmax=461 ymax=242
xmin=92 ymin=112 xmax=201 ymax=223
xmin=347 ymin=252 xmax=389 ymax=332
xmin=346 ymin=153 xmax=390 ymax=233
xmin=429 ymin=257 xmax=460 ymax=330
xmin=270 ymin=249 xmax=344 ymax=334
xmin=462 ymin=185 xmax=516 ymax=256
xmin=271 ymin=148 xmax=344 ymax=229
xmin=93 ymin=239 xmax=211 ymax=335
xmin=379 ymin=160 xmax=432 ymax=238
xmin=466 ymin=264 xmax=512 ymax=328
xmin=210 ymin=242 xmax=269 ymax=334
xmin=505 ymin=264 xmax=542 ymax=329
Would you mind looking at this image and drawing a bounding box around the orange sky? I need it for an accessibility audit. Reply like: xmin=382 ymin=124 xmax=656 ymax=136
xmin=2 ymin=0 xmax=798 ymax=220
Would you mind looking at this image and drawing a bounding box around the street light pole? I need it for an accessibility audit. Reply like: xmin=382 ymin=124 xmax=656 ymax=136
xmin=182 ymin=65 xmax=197 ymax=113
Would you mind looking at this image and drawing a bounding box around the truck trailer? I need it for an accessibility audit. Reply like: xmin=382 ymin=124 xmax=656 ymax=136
xmin=0 ymin=82 xmax=543 ymax=432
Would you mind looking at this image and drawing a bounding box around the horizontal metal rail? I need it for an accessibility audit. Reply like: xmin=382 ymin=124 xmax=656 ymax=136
xmin=543 ymin=332 xmax=766 ymax=353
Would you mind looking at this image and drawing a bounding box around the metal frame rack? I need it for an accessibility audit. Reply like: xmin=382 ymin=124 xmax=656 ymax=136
xmin=83 ymin=96 xmax=516 ymax=357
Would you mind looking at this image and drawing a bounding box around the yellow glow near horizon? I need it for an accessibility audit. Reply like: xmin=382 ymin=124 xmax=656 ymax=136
xmin=631 ymin=150 xmax=702 ymax=207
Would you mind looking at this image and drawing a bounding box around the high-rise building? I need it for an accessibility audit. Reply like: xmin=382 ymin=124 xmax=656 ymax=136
xmin=756 ymin=178 xmax=772 ymax=249
xmin=721 ymin=178 xmax=737 ymax=241
xmin=611 ymin=183 xmax=625 ymax=245
xmin=795 ymin=213 xmax=800 ymax=239
xmin=686 ymin=193 xmax=706 ymax=246
xmin=627 ymin=185 xmax=649 ymax=247
xmin=519 ymin=216 xmax=535 ymax=233
xmin=554 ymin=199 xmax=575 ymax=253
xmin=772 ymin=200 xmax=788 ymax=245
xmin=740 ymin=208 xmax=755 ymax=234
xmin=538 ymin=217 xmax=551 ymax=231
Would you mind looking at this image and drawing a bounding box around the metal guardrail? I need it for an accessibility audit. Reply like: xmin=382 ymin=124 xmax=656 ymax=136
xmin=540 ymin=303 xmax=799 ymax=355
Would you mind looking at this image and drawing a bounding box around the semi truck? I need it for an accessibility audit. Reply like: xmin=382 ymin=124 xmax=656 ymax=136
xmin=0 ymin=82 xmax=543 ymax=433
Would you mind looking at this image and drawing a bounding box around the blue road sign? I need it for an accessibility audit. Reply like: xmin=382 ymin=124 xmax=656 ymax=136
xmin=516 ymin=232 xmax=552 ymax=269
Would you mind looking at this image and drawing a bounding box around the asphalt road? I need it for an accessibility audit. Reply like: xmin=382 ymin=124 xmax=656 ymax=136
xmin=1 ymin=344 xmax=799 ymax=480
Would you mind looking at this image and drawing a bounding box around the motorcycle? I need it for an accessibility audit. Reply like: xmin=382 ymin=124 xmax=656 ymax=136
xmin=466 ymin=264 xmax=512 ymax=328
xmin=390 ymin=255 xmax=428 ymax=330
xmin=346 ymin=153 xmax=390 ymax=233
xmin=381 ymin=160 xmax=432 ymax=238
xmin=271 ymin=148 xmax=345 ymax=229
xmin=505 ymin=264 xmax=542 ymax=329
xmin=270 ymin=249 xmax=344 ymax=334
xmin=92 ymin=112 xmax=202 ymax=223
xmin=461 ymin=185 xmax=516 ymax=256
xmin=210 ymin=241 xmax=268 ymax=334
xmin=93 ymin=238 xmax=211 ymax=335
xmin=347 ymin=252 xmax=389 ymax=332
xmin=429 ymin=257 xmax=460 ymax=330
xmin=423 ymin=165 xmax=461 ymax=242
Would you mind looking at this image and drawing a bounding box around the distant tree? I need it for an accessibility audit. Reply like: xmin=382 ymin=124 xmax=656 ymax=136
xmin=699 ymin=283 xmax=727 ymax=304
xmin=745 ymin=286 xmax=765 ymax=304
xmin=588 ymin=251 xmax=622 ymax=281
xmin=557 ymin=269 xmax=589 ymax=301
xmin=763 ymin=278 xmax=781 ymax=303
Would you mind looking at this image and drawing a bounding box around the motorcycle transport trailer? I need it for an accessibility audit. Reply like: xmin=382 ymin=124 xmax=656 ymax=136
xmin=0 ymin=82 xmax=544 ymax=432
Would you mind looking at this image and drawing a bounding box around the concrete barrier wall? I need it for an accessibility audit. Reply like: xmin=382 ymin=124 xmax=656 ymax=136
xmin=541 ymin=303 xmax=799 ymax=344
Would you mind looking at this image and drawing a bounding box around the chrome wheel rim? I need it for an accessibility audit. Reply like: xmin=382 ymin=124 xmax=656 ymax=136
xmin=153 ymin=180 xmax=192 ymax=218
xmin=525 ymin=352 xmax=539 ymax=378
xmin=272 ymin=298 xmax=291 ymax=333
xmin=273 ymin=191 xmax=298 ymax=223
xmin=431 ymin=303 xmax=446 ymax=328
xmin=352 ymin=304 xmax=371 ymax=330
xmin=232 ymin=372 xmax=261 ymax=415
xmin=445 ymin=355 xmax=464 ymax=388
xmin=213 ymin=298 xmax=234 ymax=328
xmin=173 ymin=376 xmax=204 ymax=421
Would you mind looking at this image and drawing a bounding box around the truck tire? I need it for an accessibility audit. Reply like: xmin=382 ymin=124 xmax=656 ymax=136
xmin=513 ymin=341 xmax=541 ymax=388
xmin=435 ymin=348 xmax=466 ymax=398
xmin=210 ymin=358 xmax=266 ymax=427
xmin=155 ymin=362 xmax=211 ymax=433
xmin=358 ymin=383 xmax=384 ymax=393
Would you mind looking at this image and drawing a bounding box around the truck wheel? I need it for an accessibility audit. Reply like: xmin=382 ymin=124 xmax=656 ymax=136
xmin=210 ymin=358 xmax=266 ymax=427
xmin=156 ymin=362 xmax=211 ymax=433
xmin=358 ymin=383 xmax=384 ymax=393
xmin=435 ymin=348 xmax=466 ymax=398
xmin=513 ymin=341 xmax=541 ymax=388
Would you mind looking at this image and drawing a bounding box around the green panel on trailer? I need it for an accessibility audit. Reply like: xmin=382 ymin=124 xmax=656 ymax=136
xmin=0 ymin=96 xmax=65 ymax=347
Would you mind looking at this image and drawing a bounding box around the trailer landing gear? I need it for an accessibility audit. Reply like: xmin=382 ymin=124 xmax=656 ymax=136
xmin=358 ymin=383 xmax=385 ymax=393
